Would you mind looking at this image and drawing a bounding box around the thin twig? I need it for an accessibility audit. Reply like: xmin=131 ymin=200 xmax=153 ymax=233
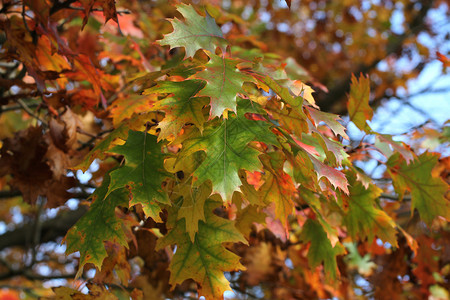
xmin=67 ymin=6 xmax=131 ymax=15
xmin=380 ymin=193 xmax=411 ymax=201
xmin=17 ymin=99 xmax=48 ymax=127
xmin=0 ymin=190 xmax=22 ymax=199
xmin=28 ymin=197 xmax=46 ymax=269
xmin=1 ymin=103 xmax=39 ymax=113
xmin=76 ymin=127 xmax=98 ymax=138
xmin=0 ymin=190 xmax=90 ymax=200
xmin=76 ymin=128 xmax=114 ymax=151
xmin=22 ymin=2 xmax=34 ymax=41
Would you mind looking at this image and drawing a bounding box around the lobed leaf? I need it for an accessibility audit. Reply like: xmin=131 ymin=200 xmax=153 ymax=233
xmin=65 ymin=175 xmax=129 ymax=277
xmin=347 ymin=73 xmax=372 ymax=133
xmin=177 ymin=181 xmax=212 ymax=242
xmin=258 ymin=152 xmax=295 ymax=228
xmin=75 ymin=124 xmax=129 ymax=172
xmin=306 ymin=151 xmax=349 ymax=194
xmin=107 ymin=130 xmax=170 ymax=222
xmin=387 ymin=152 xmax=450 ymax=225
xmin=157 ymin=199 xmax=247 ymax=299
xmin=343 ymin=173 xmax=398 ymax=247
xmin=159 ymin=4 xmax=228 ymax=58
xmin=195 ymin=53 xmax=254 ymax=118
xmin=146 ymin=80 xmax=208 ymax=140
xmin=306 ymin=106 xmax=349 ymax=140
xmin=299 ymin=219 xmax=346 ymax=280
xmin=180 ymin=100 xmax=279 ymax=201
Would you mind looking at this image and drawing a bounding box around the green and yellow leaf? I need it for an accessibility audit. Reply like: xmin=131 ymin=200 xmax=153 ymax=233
xmin=157 ymin=199 xmax=247 ymax=299
xmin=107 ymin=130 xmax=170 ymax=222
xmin=159 ymin=4 xmax=228 ymax=58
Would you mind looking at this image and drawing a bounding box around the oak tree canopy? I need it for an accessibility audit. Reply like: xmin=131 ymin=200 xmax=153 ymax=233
xmin=0 ymin=0 xmax=449 ymax=299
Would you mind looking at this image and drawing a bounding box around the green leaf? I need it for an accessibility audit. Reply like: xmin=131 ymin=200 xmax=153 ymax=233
xmin=343 ymin=173 xmax=398 ymax=247
xmin=180 ymin=99 xmax=279 ymax=200
xmin=157 ymin=199 xmax=247 ymax=299
xmin=347 ymin=73 xmax=372 ymax=133
xmin=292 ymin=150 xmax=318 ymax=190
xmin=146 ymin=80 xmax=208 ymax=140
xmin=387 ymin=152 xmax=450 ymax=225
xmin=298 ymin=186 xmax=340 ymax=246
xmin=107 ymin=130 xmax=169 ymax=222
xmin=65 ymin=174 xmax=129 ymax=277
xmin=299 ymin=219 xmax=346 ymax=280
xmin=344 ymin=242 xmax=376 ymax=276
xmin=159 ymin=4 xmax=228 ymax=58
xmin=195 ymin=53 xmax=254 ymax=118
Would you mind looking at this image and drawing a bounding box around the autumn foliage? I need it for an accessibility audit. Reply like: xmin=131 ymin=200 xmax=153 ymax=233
xmin=0 ymin=0 xmax=449 ymax=299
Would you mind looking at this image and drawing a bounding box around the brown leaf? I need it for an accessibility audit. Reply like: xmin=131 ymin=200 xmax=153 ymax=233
xmin=101 ymin=0 xmax=118 ymax=24
xmin=49 ymin=108 xmax=81 ymax=153
xmin=243 ymin=242 xmax=274 ymax=285
xmin=94 ymin=242 xmax=131 ymax=286
xmin=0 ymin=127 xmax=76 ymax=207
xmin=0 ymin=127 xmax=53 ymax=205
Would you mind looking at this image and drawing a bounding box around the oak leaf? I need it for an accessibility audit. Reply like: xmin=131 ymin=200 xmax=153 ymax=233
xmin=195 ymin=53 xmax=254 ymax=118
xmin=306 ymin=106 xmax=349 ymax=140
xmin=177 ymin=181 xmax=212 ymax=242
xmin=159 ymin=4 xmax=228 ymax=58
xmin=146 ymin=80 xmax=208 ymax=140
xmin=387 ymin=152 xmax=450 ymax=225
xmin=347 ymin=73 xmax=372 ymax=133
xmin=179 ymin=100 xmax=279 ymax=200
xmin=259 ymin=152 xmax=295 ymax=228
xmin=343 ymin=173 xmax=398 ymax=247
xmin=107 ymin=130 xmax=170 ymax=222
xmin=299 ymin=219 xmax=346 ymax=280
xmin=157 ymin=199 xmax=247 ymax=299
xmin=65 ymin=174 xmax=129 ymax=277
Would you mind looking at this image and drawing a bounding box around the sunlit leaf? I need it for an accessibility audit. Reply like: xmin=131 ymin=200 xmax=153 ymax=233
xmin=180 ymin=100 xmax=279 ymax=200
xmin=195 ymin=53 xmax=254 ymax=118
xmin=387 ymin=152 xmax=450 ymax=225
xmin=157 ymin=199 xmax=247 ymax=299
xmin=347 ymin=73 xmax=372 ymax=133
xmin=159 ymin=4 xmax=228 ymax=58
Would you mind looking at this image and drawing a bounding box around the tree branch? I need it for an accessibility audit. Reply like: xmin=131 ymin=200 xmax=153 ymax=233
xmin=0 ymin=190 xmax=22 ymax=199
xmin=0 ymin=269 xmax=77 ymax=281
xmin=0 ymin=190 xmax=90 ymax=200
xmin=0 ymin=206 xmax=88 ymax=251
xmin=317 ymin=0 xmax=435 ymax=113
xmin=67 ymin=6 xmax=131 ymax=15
xmin=17 ymin=98 xmax=48 ymax=127
xmin=380 ymin=193 xmax=411 ymax=201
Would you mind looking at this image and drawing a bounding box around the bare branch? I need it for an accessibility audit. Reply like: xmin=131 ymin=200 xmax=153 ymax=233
xmin=0 ymin=190 xmax=22 ymax=199
xmin=318 ymin=0 xmax=435 ymax=113
xmin=17 ymin=99 xmax=48 ymax=127
xmin=0 ymin=206 xmax=88 ymax=251
xmin=67 ymin=6 xmax=131 ymax=15
xmin=380 ymin=193 xmax=411 ymax=201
